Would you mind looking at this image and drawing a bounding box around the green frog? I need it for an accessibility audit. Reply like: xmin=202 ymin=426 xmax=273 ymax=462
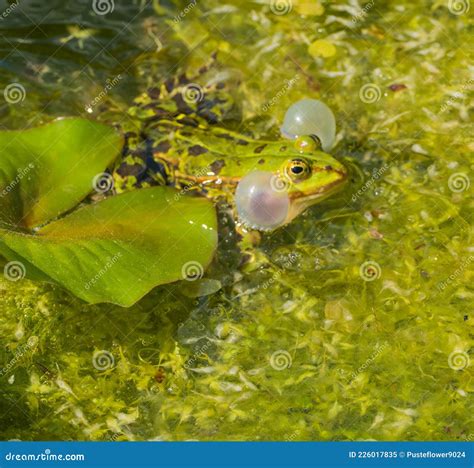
xmin=113 ymin=69 xmax=347 ymax=232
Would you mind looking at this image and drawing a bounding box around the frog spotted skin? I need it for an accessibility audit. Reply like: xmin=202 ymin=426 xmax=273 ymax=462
xmin=113 ymin=69 xmax=347 ymax=229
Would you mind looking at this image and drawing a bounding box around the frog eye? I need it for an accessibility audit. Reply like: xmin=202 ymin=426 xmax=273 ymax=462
xmin=286 ymin=158 xmax=311 ymax=182
xmin=281 ymin=98 xmax=336 ymax=151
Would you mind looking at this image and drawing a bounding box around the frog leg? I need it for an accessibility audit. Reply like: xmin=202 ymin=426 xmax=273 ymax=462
xmin=235 ymin=222 xmax=262 ymax=248
xmin=113 ymin=130 xmax=170 ymax=192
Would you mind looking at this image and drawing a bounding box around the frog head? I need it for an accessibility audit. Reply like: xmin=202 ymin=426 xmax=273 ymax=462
xmin=281 ymin=137 xmax=347 ymax=222
xmin=234 ymin=136 xmax=348 ymax=230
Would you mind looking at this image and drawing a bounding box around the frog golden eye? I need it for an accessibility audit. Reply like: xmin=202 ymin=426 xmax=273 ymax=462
xmin=286 ymin=158 xmax=311 ymax=181
xmin=281 ymin=98 xmax=336 ymax=151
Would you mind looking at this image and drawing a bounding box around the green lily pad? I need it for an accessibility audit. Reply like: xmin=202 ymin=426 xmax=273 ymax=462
xmin=0 ymin=119 xmax=218 ymax=306
xmin=0 ymin=118 xmax=122 ymax=229
xmin=0 ymin=187 xmax=218 ymax=306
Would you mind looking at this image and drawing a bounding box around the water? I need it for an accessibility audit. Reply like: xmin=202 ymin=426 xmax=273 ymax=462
xmin=0 ymin=0 xmax=471 ymax=442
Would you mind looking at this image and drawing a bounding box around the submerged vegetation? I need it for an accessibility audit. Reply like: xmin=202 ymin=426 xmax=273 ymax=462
xmin=0 ymin=0 xmax=472 ymax=441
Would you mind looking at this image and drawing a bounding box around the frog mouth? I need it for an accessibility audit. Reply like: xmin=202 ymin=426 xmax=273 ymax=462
xmin=286 ymin=175 xmax=347 ymax=222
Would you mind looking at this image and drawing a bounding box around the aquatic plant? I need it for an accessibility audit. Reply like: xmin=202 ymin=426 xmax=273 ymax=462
xmin=0 ymin=0 xmax=471 ymax=443
xmin=0 ymin=119 xmax=217 ymax=306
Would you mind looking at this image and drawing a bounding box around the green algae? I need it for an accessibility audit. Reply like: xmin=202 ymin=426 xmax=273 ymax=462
xmin=0 ymin=0 xmax=472 ymax=441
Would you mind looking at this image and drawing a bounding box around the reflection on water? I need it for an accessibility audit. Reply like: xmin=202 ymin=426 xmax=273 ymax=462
xmin=0 ymin=0 xmax=166 ymax=124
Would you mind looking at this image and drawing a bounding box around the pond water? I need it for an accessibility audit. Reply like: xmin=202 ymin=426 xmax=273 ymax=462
xmin=0 ymin=0 xmax=472 ymax=441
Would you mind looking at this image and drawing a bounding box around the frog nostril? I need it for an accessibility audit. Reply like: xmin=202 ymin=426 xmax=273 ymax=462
xmin=281 ymin=98 xmax=336 ymax=151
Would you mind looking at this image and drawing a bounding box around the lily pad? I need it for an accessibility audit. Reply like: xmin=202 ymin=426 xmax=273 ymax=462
xmin=0 ymin=119 xmax=218 ymax=306
xmin=0 ymin=187 xmax=218 ymax=306
xmin=0 ymin=118 xmax=122 ymax=229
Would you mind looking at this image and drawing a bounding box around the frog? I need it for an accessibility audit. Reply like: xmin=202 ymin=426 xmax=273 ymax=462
xmin=112 ymin=65 xmax=347 ymax=233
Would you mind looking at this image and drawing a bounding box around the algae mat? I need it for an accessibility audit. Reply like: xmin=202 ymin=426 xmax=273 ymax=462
xmin=0 ymin=0 xmax=472 ymax=441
